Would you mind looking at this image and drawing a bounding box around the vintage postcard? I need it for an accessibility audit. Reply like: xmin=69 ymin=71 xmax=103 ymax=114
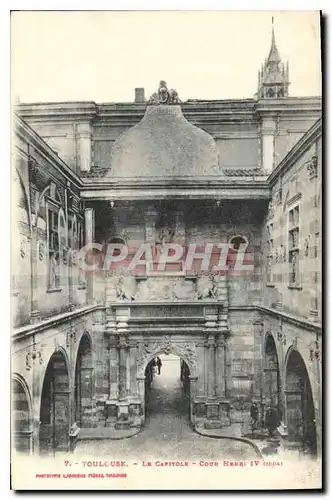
xmin=11 ymin=10 xmax=322 ymax=490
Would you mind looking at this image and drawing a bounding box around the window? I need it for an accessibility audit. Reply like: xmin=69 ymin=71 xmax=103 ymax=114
xmin=48 ymin=208 xmax=60 ymax=289
xmin=267 ymin=223 xmax=274 ymax=285
xmin=77 ymin=219 xmax=86 ymax=287
xmin=68 ymin=216 xmax=77 ymax=251
xmin=288 ymin=206 xmax=300 ymax=286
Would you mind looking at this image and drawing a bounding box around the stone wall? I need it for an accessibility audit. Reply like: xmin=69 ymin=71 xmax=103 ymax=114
xmin=262 ymin=124 xmax=321 ymax=321
xmin=13 ymin=119 xmax=88 ymax=327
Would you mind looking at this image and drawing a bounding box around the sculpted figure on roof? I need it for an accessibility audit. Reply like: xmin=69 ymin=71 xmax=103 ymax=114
xmin=148 ymin=80 xmax=181 ymax=105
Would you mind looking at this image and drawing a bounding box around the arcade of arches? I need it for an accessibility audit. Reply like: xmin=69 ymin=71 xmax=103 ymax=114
xmin=12 ymin=322 xmax=320 ymax=456
xmin=263 ymin=333 xmax=318 ymax=456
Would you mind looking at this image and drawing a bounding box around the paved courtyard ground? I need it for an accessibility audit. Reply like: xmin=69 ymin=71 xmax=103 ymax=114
xmin=75 ymin=356 xmax=259 ymax=460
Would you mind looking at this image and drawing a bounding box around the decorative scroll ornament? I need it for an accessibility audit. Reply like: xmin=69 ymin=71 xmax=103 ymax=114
xmin=197 ymin=275 xmax=216 ymax=300
xmin=66 ymin=328 xmax=76 ymax=347
xmin=307 ymin=154 xmax=318 ymax=179
xmin=63 ymin=247 xmax=70 ymax=265
xmin=309 ymin=340 xmax=321 ymax=362
xmin=304 ymin=236 xmax=310 ymax=257
xmin=267 ymin=200 xmax=274 ymax=219
xmin=148 ymin=80 xmax=181 ymax=105
xmin=276 ymin=320 xmax=286 ymax=345
xmin=20 ymin=238 xmax=27 ymax=258
xmin=26 ymin=342 xmax=43 ymax=370
xmin=38 ymin=241 xmax=45 ymax=261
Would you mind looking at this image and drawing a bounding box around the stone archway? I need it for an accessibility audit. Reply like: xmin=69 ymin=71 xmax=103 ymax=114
xmin=143 ymin=353 xmax=191 ymax=421
xmin=285 ymin=349 xmax=317 ymax=455
xmin=12 ymin=375 xmax=33 ymax=454
xmin=137 ymin=339 xmax=197 ymax=426
xmin=263 ymin=333 xmax=282 ymax=420
xmin=39 ymin=350 xmax=70 ymax=454
xmin=74 ymin=334 xmax=94 ymax=428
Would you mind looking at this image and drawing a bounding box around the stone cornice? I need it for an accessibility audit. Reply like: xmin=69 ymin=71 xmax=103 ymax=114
xmin=14 ymin=114 xmax=83 ymax=189
xmin=80 ymin=177 xmax=270 ymax=201
xmin=12 ymin=304 xmax=104 ymax=341
xmin=268 ymin=117 xmax=322 ymax=186
xmin=229 ymin=305 xmax=322 ymax=333
xmin=254 ymin=96 xmax=322 ymax=117
xmin=11 ymin=303 xmax=321 ymax=342
xmin=16 ymin=96 xmax=321 ymax=125
xmin=257 ymin=305 xmax=322 ymax=334
xmin=16 ymin=102 xmax=98 ymax=121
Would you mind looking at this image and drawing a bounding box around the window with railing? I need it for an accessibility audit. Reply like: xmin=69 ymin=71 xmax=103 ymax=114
xmin=47 ymin=208 xmax=60 ymax=289
xmin=267 ymin=223 xmax=274 ymax=285
xmin=288 ymin=205 xmax=300 ymax=286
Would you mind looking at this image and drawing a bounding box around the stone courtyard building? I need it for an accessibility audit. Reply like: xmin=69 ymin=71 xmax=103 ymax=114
xmin=12 ymin=28 xmax=322 ymax=457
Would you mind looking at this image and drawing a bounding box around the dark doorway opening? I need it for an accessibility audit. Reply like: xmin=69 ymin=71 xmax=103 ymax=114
xmin=263 ymin=334 xmax=282 ymax=421
xmin=12 ymin=377 xmax=32 ymax=454
xmin=74 ymin=334 xmax=93 ymax=428
xmin=39 ymin=350 xmax=70 ymax=455
xmin=144 ymin=354 xmax=190 ymax=423
xmin=285 ymin=350 xmax=317 ymax=456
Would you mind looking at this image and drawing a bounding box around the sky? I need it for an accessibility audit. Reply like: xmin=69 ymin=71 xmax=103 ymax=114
xmin=11 ymin=10 xmax=322 ymax=103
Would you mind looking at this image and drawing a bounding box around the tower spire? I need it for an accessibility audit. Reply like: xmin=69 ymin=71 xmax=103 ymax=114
xmin=256 ymin=18 xmax=290 ymax=99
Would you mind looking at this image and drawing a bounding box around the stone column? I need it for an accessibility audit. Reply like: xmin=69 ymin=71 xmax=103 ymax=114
xmin=308 ymin=152 xmax=320 ymax=322
xmin=118 ymin=336 xmax=129 ymax=402
xmin=189 ymin=375 xmax=198 ymax=425
xmin=129 ymin=343 xmax=138 ymax=399
xmin=144 ymin=206 xmax=158 ymax=275
xmin=253 ymin=317 xmax=264 ymax=403
xmin=207 ymin=335 xmax=216 ymax=400
xmin=84 ymin=208 xmax=95 ymax=303
xmin=32 ymin=347 xmax=41 ymax=454
xmin=261 ymin=117 xmax=277 ymax=174
xmin=109 ymin=338 xmax=119 ymax=400
xmin=77 ymin=122 xmax=92 ymax=173
xmin=137 ymin=376 xmax=146 ymax=422
xmin=30 ymin=228 xmax=40 ymax=323
xmin=215 ymin=335 xmax=226 ymax=398
xmin=54 ymin=390 xmax=71 ymax=451
xmin=79 ymin=366 xmax=95 ymax=428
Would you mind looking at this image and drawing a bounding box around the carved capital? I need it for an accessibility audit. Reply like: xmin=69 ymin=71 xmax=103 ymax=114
xmin=307 ymin=154 xmax=318 ymax=179
xmin=309 ymin=340 xmax=321 ymax=362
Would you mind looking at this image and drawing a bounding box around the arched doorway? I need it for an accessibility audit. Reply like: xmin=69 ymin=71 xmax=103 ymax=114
xmin=263 ymin=334 xmax=282 ymax=420
xmin=39 ymin=350 xmax=70 ymax=454
xmin=144 ymin=354 xmax=191 ymax=423
xmin=74 ymin=334 xmax=93 ymax=428
xmin=12 ymin=376 xmax=33 ymax=454
xmin=285 ymin=350 xmax=317 ymax=455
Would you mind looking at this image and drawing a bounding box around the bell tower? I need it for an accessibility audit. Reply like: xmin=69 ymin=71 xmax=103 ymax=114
xmin=257 ymin=18 xmax=290 ymax=99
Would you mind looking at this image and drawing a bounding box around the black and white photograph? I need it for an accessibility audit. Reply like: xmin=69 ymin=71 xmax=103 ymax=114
xmin=10 ymin=9 xmax=322 ymax=490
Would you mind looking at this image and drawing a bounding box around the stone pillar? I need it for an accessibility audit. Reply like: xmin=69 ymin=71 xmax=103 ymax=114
xmin=109 ymin=338 xmax=119 ymax=400
xmin=30 ymin=228 xmax=40 ymax=323
xmin=54 ymin=390 xmax=71 ymax=451
xmin=253 ymin=317 xmax=264 ymax=402
xmin=261 ymin=118 xmax=277 ymax=174
xmin=77 ymin=122 xmax=92 ymax=172
xmin=189 ymin=375 xmax=198 ymax=425
xmin=79 ymin=366 xmax=95 ymax=427
xmin=207 ymin=335 xmax=216 ymax=400
xmin=144 ymin=207 xmax=158 ymax=244
xmin=32 ymin=350 xmax=41 ymax=454
xmin=84 ymin=208 xmax=95 ymax=303
xmin=137 ymin=376 xmax=146 ymax=422
xmin=129 ymin=343 xmax=138 ymax=399
xmin=118 ymin=337 xmax=129 ymax=402
xmin=215 ymin=335 xmax=226 ymax=398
